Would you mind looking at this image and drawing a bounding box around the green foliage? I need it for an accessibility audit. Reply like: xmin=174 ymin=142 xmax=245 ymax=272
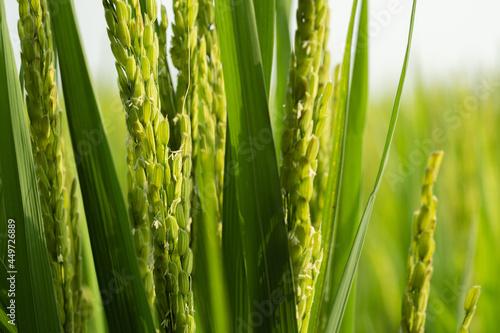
xmin=6 ymin=1 xmax=490 ymax=333
xmin=215 ymin=0 xmax=297 ymax=331
xmin=458 ymin=286 xmax=481 ymax=332
xmin=309 ymin=0 xmax=363 ymax=329
xmin=17 ymin=0 xmax=85 ymax=329
xmin=357 ymin=75 xmax=499 ymax=332
xmin=280 ymin=1 xmax=333 ymax=331
xmin=0 ymin=0 xmax=60 ymax=330
xmin=324 ymin=0 xmax=418 ymax=331
xmin=400 ymin=151 xmax=443 ymax=333
xmin=47 ymin=0 xmax=155 ymax=330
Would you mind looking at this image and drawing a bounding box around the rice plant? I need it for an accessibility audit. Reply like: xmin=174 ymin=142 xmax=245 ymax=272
xmin=0 ymin=0 xmax=492 ymax=332
xmin=457 ymin=286 xmax=481 ymax=333
xmin=400 ymin=151 xmax=443 ymax=333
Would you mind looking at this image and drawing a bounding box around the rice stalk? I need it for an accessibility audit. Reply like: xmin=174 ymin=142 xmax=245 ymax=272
xmin=457 ymin=286 xmax=481 ymax=333
xmin=312 ymin=6 xmax=331 ymax=138
xmin=311 ymin=31 xmax=339 ymax=229
xmin=171 ymin=0 xmax=199 ymax=156
xmin=198 ymin=0 xmax=226 ymax=221
xmin=400 ymin=151 xmax=444 ymax=333
xmin=158 ymin=5 xmax=177 ymax=122
xmin=103 ymin=0 xmax=157 ymax=312
xmin=164 ymin=3 xmax=198 ymax=332
xmin=17 ymin=0 xmax=86 ymax=331
xmin=104 ymin=1 xmax=194 ymax=331
xmin=68 ymin=178 xmax=86 ymax=331
xmin=279 ymin=0 xmax=333 ymax=330
xmin=311 ymin=65 xmax=339 ymax=229
xmin=196 ymin=34 xmax=218 ymax=214
xmin=169 ymin=0 xmax=198 ymax=244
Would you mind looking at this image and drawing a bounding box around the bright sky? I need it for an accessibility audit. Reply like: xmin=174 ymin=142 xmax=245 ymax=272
xmin=4 ymin=0 xmax=500 ymax=94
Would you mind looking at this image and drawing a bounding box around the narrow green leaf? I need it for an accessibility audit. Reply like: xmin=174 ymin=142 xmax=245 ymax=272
xmin=192 ymin=129 xmax=231 ymax=332
xmin=79 ymin=210 xmax=109 ymax=333
xmin=47 ymin=0 xmax=155 ymax=331
xmin=330 ymin=0 xmax=369 ymax=331
xmin=59 ymin=96 xmax=109 ymax=333
xmin=326 ymin=0 xmax=418 ymax=331
xmin=0 ymin=0 xmax=60 ymax=331
xmin=455 ymin=216 xmax=479 ymax=327
xmin=215 ymin=1 xmax=298 ymax=331
xmin=254 ymin=0 xmax=275 ymax=96
xmin=309 ymin=0 xmax=360 ymax=329
xmin=222 ymin=126 xmax=250 ymax=332
xmin=272 ymin=0 xmax=292 ymax=160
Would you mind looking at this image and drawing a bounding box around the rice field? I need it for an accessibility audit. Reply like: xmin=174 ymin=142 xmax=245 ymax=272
xmin=0 ymin=0 xmax=498 ymax=332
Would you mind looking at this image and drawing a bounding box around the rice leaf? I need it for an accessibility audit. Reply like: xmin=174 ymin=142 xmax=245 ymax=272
xmin=254 ymin=0 xmax=275 ymax=96
xmin=221 ymin=126 xmax=250 ymax=332
xmin=215 ymin=0 xmax=298 ymax=331
xmin=455 ymin=217 xmax=479 ymax=326
xmin=46 ymin=0 xmax=155 ymax=331
xmin=0 ymin=0 xmax=61 ymax=330
xmin=272 ymin=0 xmax=292 ymax=160
xmin=325 ymin=0 xmax=418 ymax=330
xmin=192 ymin=122 xmax=231 ymax=332
xmin=308 ymin=0 xmax=361 ymax=329
xmin=329 ymin=0 xmax=369 ymax=330
xmin=78 ymin=207 xmax=109 ymax=333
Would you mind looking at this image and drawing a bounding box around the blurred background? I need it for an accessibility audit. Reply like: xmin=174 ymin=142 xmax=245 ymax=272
xmin=4 ymin=0 xmax=500 ymax=331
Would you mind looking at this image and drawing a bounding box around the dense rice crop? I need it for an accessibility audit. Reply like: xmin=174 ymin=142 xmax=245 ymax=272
xmin=0 ymin=0 xmax=495 ymax=332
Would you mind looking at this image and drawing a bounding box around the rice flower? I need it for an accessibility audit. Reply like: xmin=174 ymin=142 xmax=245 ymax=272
xmin=195 ymin=34 xmax=219 ymax=222
xmin=198 ymin=0 xmax=226 ymax=219
xmin=158 ymin=5 xmax=177 ymax=122
xmin=400 ymin=151 xmax=444 ymax=333
xmin=103 ymin=0 xmax=157 ymax=311
xmin=171 ymin=0 xmax=199 ymax=158
xmin=457 ymin=285 xmax=481 ymax=333
xmin=104 ymin=1 xmax=194 ymax=331
xmin=169 ymin=0 xmax=198 ymax=252
xmin=17 ymin=0 xmax=84 ymax=330
xmin=280 ymin=0 xmax=333 ymax=331
xmin=168 ymin=2 xmax=199 ymax=331
xmin=310 ymin=10 xmax=336 ymax=229
xmin=69 ymin=179 xmax=87 ymax=331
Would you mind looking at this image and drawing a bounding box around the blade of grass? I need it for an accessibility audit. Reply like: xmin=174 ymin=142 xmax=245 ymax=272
xmin=455 ymin=216 xmax=479 ymax=329
xmin=308 ymin=0 xmax=360 ymax=330
xmin=254 ymin=0 xmax=275 ymax=96
xmin=272 ymin=0 xmax=292 ymax=160
xmin=331 ymin=0 xmax=369 ymax=331
xmin=47 ymin=0 xmax=155 ymax=331
xmin=0 ymin=0 xmax=61 ymax=330
xmin=222 ymin=125 xmax=250 ymax=331
xmin=215 ymin=1 xmax=298 ymax=331
xmin=78 ymin=202 xmax=109 ymax=333
xmin=325 ymin=0 xmax=418 ymax=330
xmin=58 ymin=88 xmax=109 ymax=333
xmin=192 ymin=128 xmax=231 ymax=332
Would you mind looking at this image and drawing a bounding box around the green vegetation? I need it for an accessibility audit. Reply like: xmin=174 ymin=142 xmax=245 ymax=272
xmin=0 ymin=0 xmax=495 ymax=332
